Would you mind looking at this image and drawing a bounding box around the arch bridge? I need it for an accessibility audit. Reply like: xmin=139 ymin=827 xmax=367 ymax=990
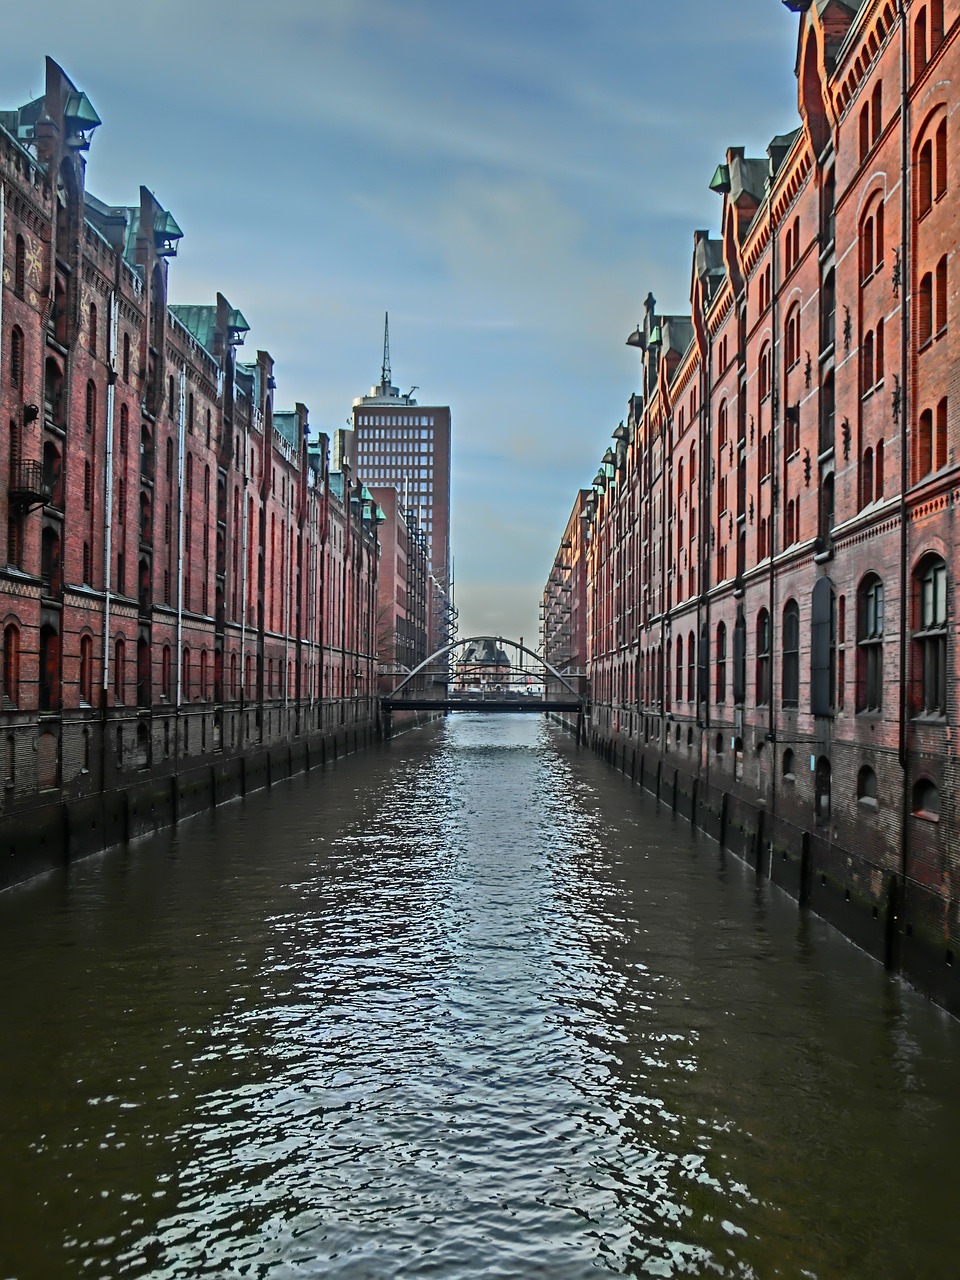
xmin=380 ymin=635 xmax=587 ymax=721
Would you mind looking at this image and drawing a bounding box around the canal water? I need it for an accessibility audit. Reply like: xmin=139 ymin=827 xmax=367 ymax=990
xmin=1 ymin=717 xmax=958 ymax=1279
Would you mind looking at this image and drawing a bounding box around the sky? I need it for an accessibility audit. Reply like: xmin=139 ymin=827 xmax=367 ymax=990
xmin=2 ymin=1 xmax=802 ymax=653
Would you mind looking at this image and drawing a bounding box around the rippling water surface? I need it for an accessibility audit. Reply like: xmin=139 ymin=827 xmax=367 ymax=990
xmin=2 ymin=716 xmax=960 ymax=1278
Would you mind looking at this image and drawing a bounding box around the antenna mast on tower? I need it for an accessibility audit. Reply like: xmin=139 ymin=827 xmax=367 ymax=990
xmin=381 ymin=311 xmax=391 ymax=388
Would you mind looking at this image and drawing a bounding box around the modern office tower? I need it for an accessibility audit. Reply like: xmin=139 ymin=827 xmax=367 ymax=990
xmin=351 ymin=316 xmax=451 ymax=602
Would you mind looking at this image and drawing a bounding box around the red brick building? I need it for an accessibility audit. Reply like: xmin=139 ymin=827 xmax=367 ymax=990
xmin=370 ymin=485 xmax=430 ymax=693
xmin=0 ymin=59 xmax=379 ymax=874
xmin=547 ymin=0 xmax=960 ymax=1012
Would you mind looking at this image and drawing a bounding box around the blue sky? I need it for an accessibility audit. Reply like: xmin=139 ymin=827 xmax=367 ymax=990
xmin=2 ymin=1 xmax=801 ymax=651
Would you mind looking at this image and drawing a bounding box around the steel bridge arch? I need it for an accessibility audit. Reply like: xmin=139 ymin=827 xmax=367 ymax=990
xmin=389 ymin=635 xmax=582 ymax=701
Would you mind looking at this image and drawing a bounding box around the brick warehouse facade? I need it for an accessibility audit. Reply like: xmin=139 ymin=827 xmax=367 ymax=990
xmin=0 ymin=59 xmax=386 ymax=886
xmin=545 ymin=0 xmax=960 ymax=1013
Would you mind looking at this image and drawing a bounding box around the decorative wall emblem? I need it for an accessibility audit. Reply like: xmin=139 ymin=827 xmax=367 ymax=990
xmin=803 ymin=449 xmax=812 ymax=486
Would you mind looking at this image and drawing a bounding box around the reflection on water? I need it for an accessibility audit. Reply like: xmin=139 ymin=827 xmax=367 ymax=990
xmin=1 ymin=716 xmax=959 ymax=1278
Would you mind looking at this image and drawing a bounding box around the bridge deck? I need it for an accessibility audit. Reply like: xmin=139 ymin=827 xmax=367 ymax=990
xmin=382 ymin=698 xmax=582 ymax=714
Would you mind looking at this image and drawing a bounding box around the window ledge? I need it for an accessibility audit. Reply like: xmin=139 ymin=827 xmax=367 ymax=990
xmin=858 ymin=796 xmax=879 ymax=812
xmin=912 ymin=809 xmax=940 ymax=823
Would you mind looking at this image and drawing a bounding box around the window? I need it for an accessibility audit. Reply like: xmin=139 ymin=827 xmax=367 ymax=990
xmin=84 ymin=461 xmax=92 ymax=510
xmin=811 ymin=577 xmax=836 ymax=715
xmin=860 ymin=214 xmax=875 ymax=280
xmin=857 ymin=765 xmax=878 ymax=808
xmin=3 ymin=624 xmax=20 ymax=707
xmin=10 ymin=326 xmax=24 ymax=391
xmin=871 ymin=82 xmax=882 ymax=144
xmin=859 ymin=102 xmax=870 ymax=163
xmin=915 ymin=9 xmax=928 ymax=75
xmin=913 ymin=777 xmax=940 ymax=819
xmin=782 ymin=600 xmax=800 ymax=707
xmin=785 ymin=306 xmax=800 ymax=369
xmin=912 ymin=556 xmax=947 ymax=715
xmin=687 ymin=630 xmax=695 ymax=703
xmin=119 ymin=404 xmax=128 ymax=454
xmin=917 ymin=137 xmax=933 ymax=217
xmin=935 ymin=398 xmax=948 ymax=470
xmin=182 ymin=647 xmax=191 ymax=701
xmin=782 ymin=748 xmax=795 ymax=780
xmin=715 ymin=622 xmax=727 ymax=703
xmin=876 ymin=318 xmax=884 ymax=382
xmin=931 ymin=0 xmax=944 ymax=53
xmin=861 ymin=446 xmax=875 ymax=507
xmin=857 ymin=575 xmax=884 ymax=712
xmin=675 ymin=634 xmax=683 ymax=702
xmin=114 ymin=637 xmax=125 ymax=704
xmin=162 ymin=645 xmax=171 ymax=700
xmin=123 ymin=332 xmax=131 ymax=382
xmin=756 ymin=609 xmax=771 ymax=705
xmin=935 ymin=119 xmax=947 ymax=198
xmin=917 ymin=408 xmax=934 ymax=479
xmin=919 ymin=272 xmax=933 ymax=346
xmin=80 ymin=634 xmax=93 ymax=704
xmin=88 ymin=303 xmax=97 ymax=359
xmin=861 ymin=330 xmax=875 ymax=394
xmin=936 ymin=256 xmax=947 ymax=334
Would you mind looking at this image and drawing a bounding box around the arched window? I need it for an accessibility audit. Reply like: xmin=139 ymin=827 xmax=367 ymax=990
xmin=161 ymin=645 xmax=171 ymax=699
xmin=860 ymin=212 xmax=874 ymax=280
xmin=88 ymin=303 xmax=98 ymax=359
xmin=3 ymin=623 xmax=20 ymax=707
xmin=876 ymin=318 xmax=885 ymax=382
xmin=785 ymin=305 xmax=800 ymax=369
xmin=935 ymin=398 xmax=948 ymax=471
xmin=782 ymin=747 xmax=795 ymax=780
xmin=182 ymin=647 xmax=191 ymax=701
xmin=79 ymin=634 xmax=93 ymax=705
xmin=936 ymin=255 xmax=948 ymax=334
xmin=10 ymin=326 xmax=24 ymax=391
xmin=859 ymin=101 xmax=870 ymax=162
xmin=755 ymin=609 xmax=771 ymax=706
xmin=119 ymin=404 xmax=128 ymax=454
xmin=861 ymin=446 xmax=874 ymax=507
xmin=876 ymin=439 xmax=885 ymax=498
xmin=782 ymin=600 xmax=800 ymax=707
xmin=915 ymin=9 xmax=928 ymax=75
xmin=931 ymin=0 xmax=944 ymax=52
xmin=917 ymin=408 xmax=934 ymax=479
xmin=758 ymin=342 xmax=771 ymax=401
xmin=718 ymin=401 xmax=728 ymax=449
xmin=919 ymin=272 xmax=933 ymax=346
xmin=917 ymin=136 xmax=933 ymax=216
xmin=122 ymin=332 xmax=131 ymax=382
xmin=857 ymin=765 xmax=878 ymax=807
xmin=811 ymin=577 xmax=836 ymax=715
xmin=85 ymin=378 xmax=97 ymax=435
xmin=687 ymin=630 xmax=695 ymax=703
xmin=200 ymin=649 xmax=208 ymax=699
xmin=935 ymin=118 xmax=947 ymax=197
xmin=857 ymin=575 xmax=884 ymax=712
xmin=861 ymin=330 xmax=875 ymax=393
xmin=912 ymin=555 xmax=948 ymax=716
xmin=114 ymin=637 xmax=125 ymax=704
xmin=675 ymin=634 xmax=683 ymax=702
xmin=871 ymin=82 xmax=882 ymax=143
xmin=913 ymin=778 xmax=940 ymax=819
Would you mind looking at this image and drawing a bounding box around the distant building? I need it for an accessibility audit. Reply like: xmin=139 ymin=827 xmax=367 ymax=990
xmin=349 ymin=314 xmax=455 ymax=682
xmin=370 ymin=485 xmax=429 ymax=693
xmin=454 ymin=638 xmax=511 ymax=692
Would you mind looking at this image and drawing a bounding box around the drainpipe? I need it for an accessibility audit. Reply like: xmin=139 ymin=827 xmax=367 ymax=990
xmin=100 ymin=283 xmax=118 ymax=781
xmin=698 ymin=291 xmax=712 ymax=802
xmin=896 ymin=0 xmax=910 ymax=956
xmin=239 ymin=407 xmax=249 ymax=718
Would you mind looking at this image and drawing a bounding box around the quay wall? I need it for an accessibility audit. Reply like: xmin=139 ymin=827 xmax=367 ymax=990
xmin=553 ymin=712 xmax=960 ymax=1019
xmin=0 ymin=699 xmax=438 ymax=890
